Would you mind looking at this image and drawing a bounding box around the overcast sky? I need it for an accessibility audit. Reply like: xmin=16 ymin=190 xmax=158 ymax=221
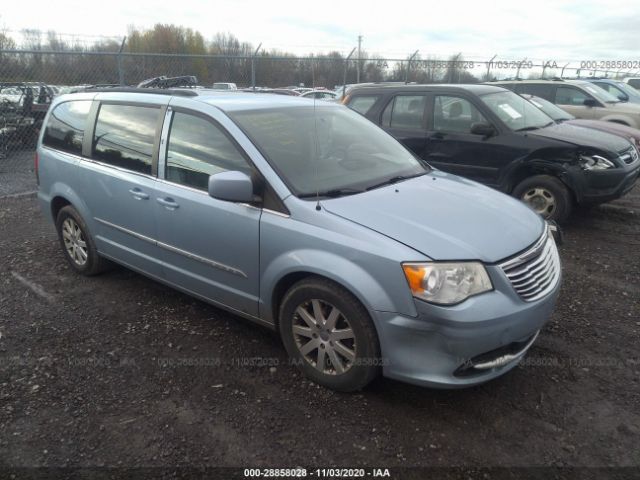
xmin=1 ymin=0 xmax=638 ymax=62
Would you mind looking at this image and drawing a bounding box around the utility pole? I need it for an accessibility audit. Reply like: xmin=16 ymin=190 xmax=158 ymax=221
xmin=356 ymin=35 xmax=362 ymax=83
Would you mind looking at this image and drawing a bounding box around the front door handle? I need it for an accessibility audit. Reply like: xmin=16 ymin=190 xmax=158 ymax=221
xmin=157 ymin=197 xmax=180 ymax=210
xmin=129 ymin=188 xmax=149 ymax=200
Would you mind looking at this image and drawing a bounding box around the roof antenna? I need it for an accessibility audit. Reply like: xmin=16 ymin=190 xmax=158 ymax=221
xmin=312 ymin=58 xmax=321 ymax=211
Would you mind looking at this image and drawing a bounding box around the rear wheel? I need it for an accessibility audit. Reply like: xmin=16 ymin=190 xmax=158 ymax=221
xmin=279 ymin=277 xmax=380 ymax=392
xmin=513 ymin=175 xmax=572 ymax=223
xmin=56 ymin=205 xmax=109 ymax=275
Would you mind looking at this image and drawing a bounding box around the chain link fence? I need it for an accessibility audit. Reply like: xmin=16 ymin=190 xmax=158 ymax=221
xmin=2 ymin=49 xmax=639 ymax=195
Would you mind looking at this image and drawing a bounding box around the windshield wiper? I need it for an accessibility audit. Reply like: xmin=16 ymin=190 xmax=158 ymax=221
xmin=298 ymin=187 xmax=365 ymax=199
xmin=365 ymin=172 xmax=427 ymax=191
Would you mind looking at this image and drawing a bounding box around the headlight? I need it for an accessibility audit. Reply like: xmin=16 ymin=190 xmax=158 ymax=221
xmin=402 ymin=262 xmax=493 ymax=305
xmin=579 ymin=154 xmax=615 ymax=170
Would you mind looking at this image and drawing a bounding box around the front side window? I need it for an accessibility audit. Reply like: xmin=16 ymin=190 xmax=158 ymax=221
xmin=347 ymin=95 xmax=379 ymax=115
xmin=42 ymin=100 xmax=91 ymax=155
xmin=433 ymin=96 xmax=487 ymax=133
xmin=165 ymin=112 xmax=251 ymax=190
xmin=229 ymin=106 xmax=427 ymax=197
xmin=92 ymin=104 xmax=160 ymax=175
xmin=381 ymin=95 xmax=427 ymax=130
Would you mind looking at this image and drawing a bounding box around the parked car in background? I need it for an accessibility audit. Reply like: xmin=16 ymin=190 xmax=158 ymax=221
xmin=623 ymin=77 xmax=640 ymax=90
xmin=521 ymin=94 xmax=640 ymax=150
xmin=299 ymin=90 xmax=337 ymax=101
xmin=212 ymin=82 xmax=238 ymax=90
xmin=585 ymin=78 xmax=640 ymax=104
xmin=37 ymin=88 xmax=561 ymax=391
xmin=492 ymin=79 xmax=640 ymax=129
xmin=345 ymin=84 xmax=640 ymax=222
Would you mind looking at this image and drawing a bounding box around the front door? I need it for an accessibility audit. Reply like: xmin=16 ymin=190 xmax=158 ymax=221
xmin=155 ymin=106 xmax=261 ymax=318
xmin=424 ymin=95 xmax=506 ymax=186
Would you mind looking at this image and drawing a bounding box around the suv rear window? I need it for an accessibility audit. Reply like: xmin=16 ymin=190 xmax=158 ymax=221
xmin=42 ymin=100 xmax=91 ymax=156
xmin=347 ymin=95 xmax=379 ymax=115
xmin=92 ymin=104 xmax=160 ymax=175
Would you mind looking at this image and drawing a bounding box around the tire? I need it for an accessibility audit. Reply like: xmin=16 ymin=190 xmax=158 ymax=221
xmin=55 ymin=205 xmax=109 ymax=276
xmin=512 ymin=175 xmax=573 ymax=223
xmin=278 ymin=277 xmax=381 ymax=392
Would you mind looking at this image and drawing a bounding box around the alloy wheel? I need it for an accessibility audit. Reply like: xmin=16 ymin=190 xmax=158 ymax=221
xmin=62 ymin=217 xmax=88 ymax=266
xmin=292 ymin=299 xmax=356 ymax=375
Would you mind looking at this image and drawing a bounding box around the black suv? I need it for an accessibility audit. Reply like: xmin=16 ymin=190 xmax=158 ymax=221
xmin=344 ymin=84 xmax=640 ymax=222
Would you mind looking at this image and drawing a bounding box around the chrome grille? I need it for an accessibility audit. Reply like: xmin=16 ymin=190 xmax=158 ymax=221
xmin=500 ymin=229 xmax=561 ymax=302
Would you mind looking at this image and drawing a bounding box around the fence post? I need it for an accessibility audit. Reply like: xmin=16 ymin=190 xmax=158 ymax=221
xmin=405 ymin=50 xmax=419 ymax=84
xmin=516 ymin=57 xmax=527 ymax=80
xmin=486 ymin=54 xmax=497 ymax=81
xmin=117 ymin=37 xmax=126 ymax=85
xmin=251 ymin=43 xmax=262 ymax=90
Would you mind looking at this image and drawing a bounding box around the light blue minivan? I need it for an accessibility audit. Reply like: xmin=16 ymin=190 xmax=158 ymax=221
xmin=36 ymin=88 xmax=561 ymax=391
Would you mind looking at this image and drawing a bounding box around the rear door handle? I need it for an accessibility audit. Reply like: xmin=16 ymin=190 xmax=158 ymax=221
xmin=128 ymin=188 xmax=149 ymax=200
xmin=157 ymin=197 xmax=180 ymax=210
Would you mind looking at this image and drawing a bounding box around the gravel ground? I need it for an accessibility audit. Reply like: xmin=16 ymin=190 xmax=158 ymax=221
xmin=0 ymin=168 xmax=639 ymax=478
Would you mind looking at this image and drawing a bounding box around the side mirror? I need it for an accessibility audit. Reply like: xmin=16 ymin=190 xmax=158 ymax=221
xmin=583 ymin=98 xmax=598 ymax=108
xmin=618 ymin=94 xmax=628 ymax=102
xmin=208 ymin=171 xmax=254 ymax=203
xmin=470 ymin=122 xmax=496 ymax=137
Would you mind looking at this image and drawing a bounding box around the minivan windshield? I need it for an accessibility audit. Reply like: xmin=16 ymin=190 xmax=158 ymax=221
xmin=229 ymin=106 xmax=428 ymax=197
xmin=522 ymin=94 xmax=574 ymax=122
xmin=480 ymin=91 xmax=554 ymax=131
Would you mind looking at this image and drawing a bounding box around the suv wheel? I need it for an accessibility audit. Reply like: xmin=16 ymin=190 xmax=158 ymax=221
xmin=56 ymin=205 xmax=109 ymax=275
xmin=513 ymin=175 xmax=572 ymax=223
xmin=279 ymin=277 xmax=380 ymax=392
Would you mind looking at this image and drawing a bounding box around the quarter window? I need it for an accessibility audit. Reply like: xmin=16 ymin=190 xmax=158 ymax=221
xmin=165 ymin=112 xmax=251 ymax=190
xmin=347 ymin=95 xmax=379 ymax=115
xmin=92 ymin=104 xmax=160 ymax=175
xmin=433 ymin=96 xmax=487 ymax=133
xmin=42 ymin=100 xmax=91 ymax=155
xmin=555 ymin=87 xmax=591 ymax=106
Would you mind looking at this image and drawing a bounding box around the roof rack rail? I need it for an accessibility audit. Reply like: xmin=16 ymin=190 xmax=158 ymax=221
xmin=73 ymin=86 xmax=198 ymax=97
xmin=137 ymin=75 xmax=198 ymax=89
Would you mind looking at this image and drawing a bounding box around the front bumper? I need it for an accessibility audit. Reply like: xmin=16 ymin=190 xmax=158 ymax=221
xmin=578 ymin=161 xmax=640 ymax=204
xmin=372 ymin=264 xmax=561 ymax=388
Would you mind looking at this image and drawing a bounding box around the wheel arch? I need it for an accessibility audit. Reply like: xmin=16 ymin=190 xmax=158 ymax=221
xmin=262 ymin=250 xmax=415 ymax=330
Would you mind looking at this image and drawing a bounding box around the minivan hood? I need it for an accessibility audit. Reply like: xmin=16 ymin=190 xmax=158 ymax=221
xmin=321 ymin=171 xmax=545 ymax=263
xmin=528 ymin=123 xmax=631 ymax=153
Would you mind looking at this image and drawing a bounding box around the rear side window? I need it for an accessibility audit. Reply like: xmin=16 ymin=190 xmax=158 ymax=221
xmin=555 ymin=87 xmax=590 ymax=106
xmin=92 ymin=104 xmax=160 ymax=175
xmin=42 ymin=100 xmax=91 ymax=155
xmin=347 ymin=95 xmax=379 ymax=115
xmin=165 ymin=112 xmax=251 ymax=190
xmin=381 ymin=95 xmax=427 ymax=129
xmin=628 ymin=79 xmax=640 ymax=89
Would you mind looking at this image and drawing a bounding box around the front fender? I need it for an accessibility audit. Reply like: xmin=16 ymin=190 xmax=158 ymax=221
xmin=259 ymin=249 xmax=417 ymax=325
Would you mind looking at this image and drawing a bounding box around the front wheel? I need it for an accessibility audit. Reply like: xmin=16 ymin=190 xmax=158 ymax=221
xmin=512 ymin=175 xmax=572 ymax=223
xmin=279 ymin=277 xmax=381 ymax=392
